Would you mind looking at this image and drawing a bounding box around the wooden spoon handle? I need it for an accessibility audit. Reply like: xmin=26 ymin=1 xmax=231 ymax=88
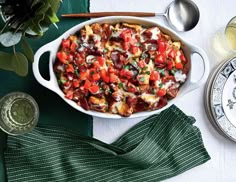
xmin=61 ymin=12 xmax=156 ymax=18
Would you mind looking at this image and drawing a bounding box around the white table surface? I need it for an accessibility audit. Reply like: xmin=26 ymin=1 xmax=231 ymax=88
xmin=90 ymin=0 xmax=236 ymax=181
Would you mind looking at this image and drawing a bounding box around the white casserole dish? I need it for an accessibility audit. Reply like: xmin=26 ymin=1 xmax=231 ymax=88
xmin=33 ymin=16 xmax=209 ymax=119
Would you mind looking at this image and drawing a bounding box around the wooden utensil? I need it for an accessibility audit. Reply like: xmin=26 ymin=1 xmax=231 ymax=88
xmin=61 ymin=12 xmax=156 ymax=18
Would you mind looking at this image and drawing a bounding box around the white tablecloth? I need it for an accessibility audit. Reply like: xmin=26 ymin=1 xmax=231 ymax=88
xmin=90 ymin=0 xmax=236 ymax=181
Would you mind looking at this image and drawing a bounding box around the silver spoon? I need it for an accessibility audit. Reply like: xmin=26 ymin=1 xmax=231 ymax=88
xmin=164 ymin=0 xmax=200 ymax=31
xmin=62 ymin=0 xmax=200 ymax=32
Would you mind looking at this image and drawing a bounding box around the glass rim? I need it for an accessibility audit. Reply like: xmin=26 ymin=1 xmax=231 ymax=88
xmin=0 ymin=92 xmax=39 ymax=135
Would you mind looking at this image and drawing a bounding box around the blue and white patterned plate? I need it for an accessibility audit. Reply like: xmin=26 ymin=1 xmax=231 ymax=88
xmin=208 ymin=56 xmax=236 ymax=142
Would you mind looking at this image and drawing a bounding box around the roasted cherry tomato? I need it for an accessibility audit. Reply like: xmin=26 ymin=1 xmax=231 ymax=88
xmin=180 ymin=52 xmax=187 ymax=63
xmin=65 ymin=90 xmax=73 ymax=99
xmin=120 ymin=29 xmax=132 ymax=42
xmin=158 ymin=40 xmax=168 ymax=53
xmin=150 ymin=71 xmax=160 ymax=81
xmin=130 ymin=45 xmax=139 ymax=54
xmin=138 ymin=60 xmax=146 ymax=68
xmin=89 ymin=85 xmax=100 ymax=94
xmin=120 ymin=69 xmax=133 ymax=80
xmin=127 ymin=82 xmax=138 ymax=93
xmin=84 ymin=80 xmax=91 ymax=89
xmin=70 ymin=42 xmax=78 ymax=52
xmin=176 ymin=62 xmax=183 ymax=69
xmin=79 ymin=71 xmax=88 ymax=80
xmin=66 ymin=64 xmax=74 ymax=73
xmin=109 ymin=73 xmax=119 ymax=83
xmin=123 ymin=42 xmax=129 ymax=51
xmin=97 ymin=56 xmax=105 ymax=66
xmin=157 ymin=88 xmax=166 ymax=97
xmin=57 ymin=52 xmax=68 ymax=64
xmin=62 ymin=39 xmax=71 ymax=49
xmin=100 ymin=69 xmax=110 ymax=83
xmin=168 ymin=49 xmax=177 ymax=59
xmin=92 ymin=73 xmax=101 ymax=81
xmin=155 ymin=54 xmax=166 ymax=64
xmin=73 ymin=79 xmax=80 ymax=88
xmin=167 ymin=60 xmax=174 ymax=70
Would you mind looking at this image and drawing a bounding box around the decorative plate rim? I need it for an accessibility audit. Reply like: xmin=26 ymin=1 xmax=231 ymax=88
xmin=209 ymin=56 xmax=236 ymax=142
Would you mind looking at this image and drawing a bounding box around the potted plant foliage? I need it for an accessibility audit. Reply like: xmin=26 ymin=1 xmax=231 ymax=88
xmin=0 ymin=0 xmax=61 ymax=76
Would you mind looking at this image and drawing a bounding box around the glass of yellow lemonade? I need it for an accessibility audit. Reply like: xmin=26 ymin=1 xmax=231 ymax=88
xmin=0 ymin=92 xmax=39 ymax=135
xmin=211 ymin=17 xmax=236 ymax=61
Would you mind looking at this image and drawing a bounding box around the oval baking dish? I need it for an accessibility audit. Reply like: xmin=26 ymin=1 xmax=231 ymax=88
xmin=33 ymin=16 xmax=209 ymax=119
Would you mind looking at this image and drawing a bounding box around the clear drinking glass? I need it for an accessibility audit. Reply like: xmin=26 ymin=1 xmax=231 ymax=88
xmin=211 ymin=16 xmax=236 ymax=61
xmin=0 ymin=92 xmax=39 ymax=135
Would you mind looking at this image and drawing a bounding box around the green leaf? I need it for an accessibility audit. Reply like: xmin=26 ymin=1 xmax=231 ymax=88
xmin=47 ymin=0 xmax=61 ymax=12
xmin=21 ymin=38 xmax=34 ymax=62
xmin=0 ymin=51 xmax=28 ymax=76
xmin=0 ymin=31 xmax=22 ymax=47
xmin=0 ymin=52 xmax=15 ymax=71
xmin=11 ymin=52 xmax=28 ymax=76
xmin=37 ymin=2 xmax=51 ymax=16
xmin=26 ymin=14 xmax=45 ymax=36
xmin=46 ymin=9 xmax=59 ymax=23
xmin=31 ymin=0 xmax=41 ymax=8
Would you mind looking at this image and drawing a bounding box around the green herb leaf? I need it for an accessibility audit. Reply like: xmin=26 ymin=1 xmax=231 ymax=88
xmin=159 ymin=69 xmax=165 ymax=76
xmin=12 ymin=52 xmax=28 ymax=76
xmin=140 ymin=77 xmax=145 ymax=82
xmin=136 ymin=43 xmax=143 ymax=47
xmin=142 ymin=66 xmax=148 ymax=71
xmin=21 ymin=38 xmax=34 ymax=62
xmin=60 ymin=78 xmax=67 ymax=84
xmin=0 ymin=31 xmax=22 ymax=47
xmin=124 ymin=65 xmax=129 ymax=70
xmin=75 ymin=69 xmax=80 ymax=77
xmin=103 ymin=48 xmax=108 ymax=53
xmin=171 ymin=69 xmax=177 ymax=75
xmin=140 ymin=52 xmax=148 ymax=60
xmin=131 ymin=60 xmax=138 ymax=68
xmin=118 ymin=82 xmax=124 ymax=89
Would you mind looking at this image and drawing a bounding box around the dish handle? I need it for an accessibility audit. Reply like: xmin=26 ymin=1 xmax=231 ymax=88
xmin=33 ymin=42 xmax=56 ymax=91
xmin=184 ymin=45 xmax=210 ymax=94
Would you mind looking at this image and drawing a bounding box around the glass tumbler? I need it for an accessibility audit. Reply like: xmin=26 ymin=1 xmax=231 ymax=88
xmin=211 ymin=16 xmax=236 ymax=61
xmin=0 ymin=92 xmax=39 ymax=135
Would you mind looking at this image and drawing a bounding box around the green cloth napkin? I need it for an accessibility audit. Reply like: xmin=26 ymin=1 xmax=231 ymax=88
xmin=4 ymin=105 xmax=210 ymax=182
xmin=0 ymin=0 xmax=92 ymax=181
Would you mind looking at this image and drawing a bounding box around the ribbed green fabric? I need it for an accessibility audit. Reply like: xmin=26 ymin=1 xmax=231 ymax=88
xmin=4 ymin=105 xmax=210 ymax=182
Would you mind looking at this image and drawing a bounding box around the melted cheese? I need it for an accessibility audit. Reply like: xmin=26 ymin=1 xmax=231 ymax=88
xmin=146 ymin=59 xmax=155 ymax=72
xmin=140 ymin=93 xmax=160 ymax=104
xmin=78 ymin=46 xmax=85 ymax=52
xmin=162 ymin=80 xmax=174 ymax=90
xmin=85 ymin=25 xmax=93 ymax=36
xmin=111 ymin=30 xmax=121 ymax=37
xmin=110 ymin=101 xmax=132 ymax=116
xmin=150 ymin=27 xmax=160 ymax=40
xmin=93 ymin=34 xmax=101 ymax=42
xmin=172 ymin=42 xmax=181 ymax=49
xmin=86 ymin=55 xmax=96 ymax=64
xmin=174 ymin=70 xmax=187 ymax=82
xmin=175 ymin=51 xmax=182 ymax=63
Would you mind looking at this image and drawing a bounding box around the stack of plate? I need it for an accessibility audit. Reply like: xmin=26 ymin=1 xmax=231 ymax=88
xmin=205 ymin=56 xmax=236 ymax=142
